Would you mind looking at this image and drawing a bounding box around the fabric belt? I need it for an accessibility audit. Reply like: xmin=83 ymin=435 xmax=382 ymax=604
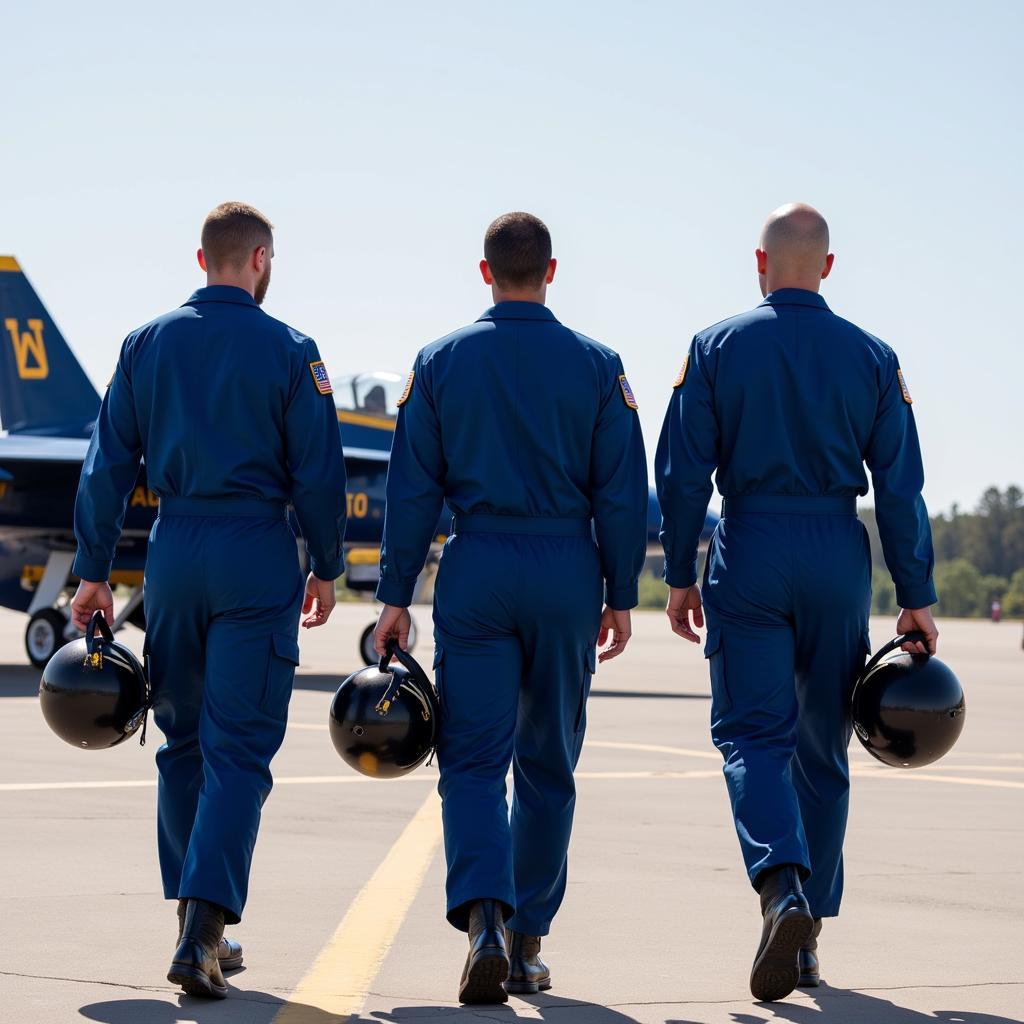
xmin=452 ymin=514 xmax=592 ymax=537
xmin=722 ymin=495 xmax=857 ymax=516
xmin=158 ymin=497 xmax=288 ymax=520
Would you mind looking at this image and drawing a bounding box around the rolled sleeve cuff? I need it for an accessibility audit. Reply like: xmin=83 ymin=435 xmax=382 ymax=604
xmin=375 ymin=577 xmax=416 ymax=608
xmin=72 ymin=553 xmax=112 ymax=583
xmin=663 ymin=556 xmax=698 ymax=590
xmin=310 ymin=554 xmax=345 ymax=582
xmin=605 ymin=581 xmax=638 ymax=610
xmin=895 ymin=578 xmax=938 ymax=609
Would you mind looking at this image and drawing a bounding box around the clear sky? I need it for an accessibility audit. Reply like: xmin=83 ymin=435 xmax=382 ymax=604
xmin=4 ymin=1 xmax=1021 ymax=514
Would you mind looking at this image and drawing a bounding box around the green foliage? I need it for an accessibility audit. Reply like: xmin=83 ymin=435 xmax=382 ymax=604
xmin=637 ymin=572 xmax=669 ymax=609
xmin=862 ymin=485 xmax=1023 ymax=618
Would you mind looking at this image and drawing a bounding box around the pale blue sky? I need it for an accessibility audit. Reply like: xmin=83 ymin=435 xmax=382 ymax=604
xmin=4 ymin=1 xmax=1021 ymax=513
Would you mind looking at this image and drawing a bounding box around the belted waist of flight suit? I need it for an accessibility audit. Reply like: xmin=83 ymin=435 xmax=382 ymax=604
xmin=157 ymin=497 xmax=288 ymax=519
xmin=723 ymin=495 xmax=857 ymax=517
xmin=452 ymin=514 xmax=593 ymax=537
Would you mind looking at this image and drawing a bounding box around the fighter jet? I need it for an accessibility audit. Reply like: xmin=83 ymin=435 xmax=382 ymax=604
xmin=0 ymin=257 xmax=717 ymax=668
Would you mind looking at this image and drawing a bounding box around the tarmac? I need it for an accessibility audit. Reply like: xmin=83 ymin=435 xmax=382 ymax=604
xmin=0 ymin=604 xmax=1020 ymax=1024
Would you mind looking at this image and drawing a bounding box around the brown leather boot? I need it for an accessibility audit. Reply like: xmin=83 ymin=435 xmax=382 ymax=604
xmin=505 ymin=931 xmax=551 ymax=994
xmin=798 ymin=918 xmax=823 ymax=987
xmin=167 ymin=898 xmax=229 ymax=998
xmin=750 ymin=865 xmax=814 ymax=1002
xmin=177 ymin=899 xmax=244 ymax=971
xmin=458 ymin=900 xmax=509 ymax=1004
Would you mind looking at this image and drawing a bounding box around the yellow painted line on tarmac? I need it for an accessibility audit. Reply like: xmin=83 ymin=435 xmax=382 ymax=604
xmin=273 ymin=789 xmax=442 ymax=1022
xmin=850 ymin=767 xmax=1024 ymax=789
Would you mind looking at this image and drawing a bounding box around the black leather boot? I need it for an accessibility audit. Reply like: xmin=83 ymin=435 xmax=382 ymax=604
xmin=505 ymin=931 xmax=551 ymax=994
xmin=177 ymin=899 xmax=244 ymax=971
xmin=750 ymin=865 xmax=814 ymax=1002
xmin=167 ymin=898 xmax=229 ymax=999
xmin=458 ymin=900 xmax=510 ymax=1004
xmin=798 ymin=918 xmax=822 ymax=987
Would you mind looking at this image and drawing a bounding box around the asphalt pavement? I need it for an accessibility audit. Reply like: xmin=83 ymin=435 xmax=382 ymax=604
xmin=0 ymin=605 xmax=1020 ymax=1024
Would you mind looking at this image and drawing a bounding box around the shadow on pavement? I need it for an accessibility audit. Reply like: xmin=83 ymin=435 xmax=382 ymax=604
xmin=80 ymin=992 xmax=644 ymax=1023
xmin=698 ymin=982 xmax=1024 ymax=1024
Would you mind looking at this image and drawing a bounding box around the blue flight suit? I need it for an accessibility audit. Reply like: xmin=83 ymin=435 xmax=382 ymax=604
xmin=378 ymin=301 xmax=648 ymax=935
xmin=73 ymin=285 xmax=346 ymax=924
xmin=656 ymin=288 xmax=936 ymax=918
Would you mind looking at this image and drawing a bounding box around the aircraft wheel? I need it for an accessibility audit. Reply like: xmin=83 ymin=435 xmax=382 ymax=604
xmin=359 ymin=618 xmax=418 ymax=666
xmin=26 ymin=609 xmax=71 ymax=669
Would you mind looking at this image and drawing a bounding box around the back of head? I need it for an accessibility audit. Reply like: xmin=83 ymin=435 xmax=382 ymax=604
xmin=758 ymin=203 xmax=831 ymax=292
xmin=484 ymin=212 xmax=552 ymax=290
xmin=201 ymin=201 xmax=274 ymax=274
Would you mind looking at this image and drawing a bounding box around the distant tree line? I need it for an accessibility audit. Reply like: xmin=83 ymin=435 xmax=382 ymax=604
xmin=638 ymin=485 xmax=1024 ymax=618
xmin=864 ymin=485 xmax=1024 ymax=617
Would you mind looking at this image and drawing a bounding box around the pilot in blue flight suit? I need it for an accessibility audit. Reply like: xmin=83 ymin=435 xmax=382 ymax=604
xmin=373 ymin=213 xmax=648 ymax=1005
xmin=70 ymin=202 xmax=347 ymax=1000
xmin=655 ymin=204 xmax=939 ymax=1002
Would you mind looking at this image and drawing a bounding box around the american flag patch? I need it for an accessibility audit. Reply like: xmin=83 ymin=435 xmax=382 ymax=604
xmin=618 ymin=374 xmax=638 ymax=410
xmin=309 ymin=360 xmax=333 ymax=395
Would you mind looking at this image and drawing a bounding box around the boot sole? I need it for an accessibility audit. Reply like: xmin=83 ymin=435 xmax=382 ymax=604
xmin=220 ymin=952 xmax=244 ymax=972
xmin=797 ymin=973 xmax=820 ymax=988
xmin=459 ymin=950 xmax=510 ymax=1004
xmin=505 ymin=977 xmax=552 ymax=994
xmin=167 ymin=963 xmax=229 ymax=999
xmin=750 ymin=907 xmax=814 ymax=1002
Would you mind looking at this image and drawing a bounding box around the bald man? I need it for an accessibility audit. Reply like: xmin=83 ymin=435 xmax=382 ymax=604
xmin=655 ymin=203 xmax=937 ymax=1002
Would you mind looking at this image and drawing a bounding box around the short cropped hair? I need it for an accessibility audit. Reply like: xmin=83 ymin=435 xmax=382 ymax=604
xmin=484 ymin=212 xmax=552 ymax=289
xmin=201 ymin=202 xmax=274 ymax=272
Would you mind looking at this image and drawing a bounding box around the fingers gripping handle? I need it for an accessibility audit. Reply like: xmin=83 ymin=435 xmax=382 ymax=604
xmin=85 ymin=609 xmax=114 ymax=655
xmin=379 ymin=638 xmax=431 ymax=689
xmin=860 ymin=630 xmax=929 ymax=680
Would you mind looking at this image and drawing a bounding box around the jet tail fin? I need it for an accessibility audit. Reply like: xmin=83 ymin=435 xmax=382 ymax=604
xmin=0 ymin=257 xmax=100 ymax=437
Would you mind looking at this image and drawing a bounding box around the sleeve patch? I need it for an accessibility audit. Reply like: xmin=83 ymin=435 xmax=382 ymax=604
xmin=618 ymin=374 xmax=638 ymax=410
xmin=397 ymin=370 xmax=415 ymax=407
xmin=897 ymin=367 xmax=912 ymax=405
xmin=673 ymin=356 xmax=689 ymax=389
xmin=309 ymin=360 xmax=333 ymax=395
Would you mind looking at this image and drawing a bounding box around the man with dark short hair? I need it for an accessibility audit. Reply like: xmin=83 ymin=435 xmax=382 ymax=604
xmin=656 ymin=203 xmax=938 ymax=1001
xmin=70 ymin=201 xmax=346 ymax=998
xmin=374 ymin=212 xmax=648 ymax=1004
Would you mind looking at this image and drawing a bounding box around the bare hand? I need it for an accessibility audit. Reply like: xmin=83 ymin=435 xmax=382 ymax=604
xmin=70 ymin=580 xmax=114 ymax=632
xmin=374 ymin=604 xmax=412 ymax=659
xmin=301 ymin=573 xmax=336 ymax=629
xmin=896 ymin=606 xmax=938 ymax=654
xmin=667 ymin=585 xmax=704 ymax=643
xmin=597 ymin=606 xmax=631 ymax=663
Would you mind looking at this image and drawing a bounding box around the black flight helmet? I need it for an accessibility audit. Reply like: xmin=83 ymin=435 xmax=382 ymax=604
xmin=329 ymin=639 xmax=439 ymax=778
xmin=39 ymin=610 xmax=150 ymax=750
xmin=851 ymin=630 xmax=965 ymax=769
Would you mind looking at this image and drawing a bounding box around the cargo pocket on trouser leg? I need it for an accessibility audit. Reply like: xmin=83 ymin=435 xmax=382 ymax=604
xmin=432 ymin=646 xmax=447 ymax=722
xmin=704 ymin=628 xmax=732 ymax=719
xmin=261 ymin=633 xmax=300 ymax=721
xmin=574 ymin=648 xmax=597 ymax=735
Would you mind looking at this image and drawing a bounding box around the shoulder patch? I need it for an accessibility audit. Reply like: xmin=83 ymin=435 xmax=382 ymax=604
xmin=618 ymin=374 xmax=638 ymax=410
xmin=397 ymin=370 xmax=415 ymax=407
xmin=673 ymin=356 xmax=689 ymax=389
xmin=896 ymin=367 xmax=912 ymax=405
xmin=309 ymin=360 xmax=333 ymax=395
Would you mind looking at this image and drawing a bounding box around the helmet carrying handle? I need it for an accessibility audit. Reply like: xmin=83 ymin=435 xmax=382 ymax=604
xmin=85 ymin=609 xmax=115 ymax=655
xmin=380 ymin=638 xmax=433 ymax=691
xmin=859 ymin=629 xmax=929 ymax=681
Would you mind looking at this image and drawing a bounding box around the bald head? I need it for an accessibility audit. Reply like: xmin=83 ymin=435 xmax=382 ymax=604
xmin=756 ymin=203 xmax=833 ymax=296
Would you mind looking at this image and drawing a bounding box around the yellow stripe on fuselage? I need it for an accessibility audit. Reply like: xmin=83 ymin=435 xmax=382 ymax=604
xmin=336 ymin=409 xmax=397 ymax=432
xmin=0 ymin=256 xmax=22 ymax=272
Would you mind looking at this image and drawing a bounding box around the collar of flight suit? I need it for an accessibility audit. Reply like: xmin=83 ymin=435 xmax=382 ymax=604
xmin=477 ymin=301 xmax=560 ymax=323
xmin=184 ymin=285 xmax=260 ymax=308
xmin=759 ymin=288 xmax=830 ymax=310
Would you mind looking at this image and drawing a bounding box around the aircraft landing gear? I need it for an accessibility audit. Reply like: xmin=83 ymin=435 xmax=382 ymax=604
xmin=25 ymin=608 xmax=72 ymax=668
xmin=359 ymin=618 xmax=418 ymax=666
